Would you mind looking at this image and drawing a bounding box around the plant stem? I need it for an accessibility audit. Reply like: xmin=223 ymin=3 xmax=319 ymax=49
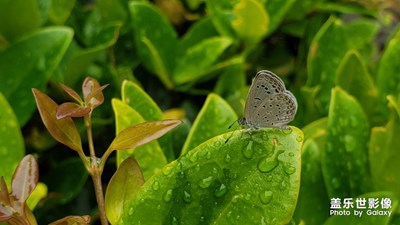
xmin=85 ymin=114 xmax=109 ymax=225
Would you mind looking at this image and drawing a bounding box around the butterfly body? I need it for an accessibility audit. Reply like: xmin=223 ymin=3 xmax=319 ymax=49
xmin=239 ymin=70 xmax=297 ymax=130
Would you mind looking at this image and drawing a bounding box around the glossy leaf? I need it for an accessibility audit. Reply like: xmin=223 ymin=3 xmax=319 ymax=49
xmin=11 ymin=155 xmax=38 ymax=203
xmin=336 ymin=50 xmax=377 ymax=120
xmin=111 ymin=99 xmax=170 ymax=179
xmin=119 ymin=127 xmax=303 ymax=224
xmin=82 ymin=77 xmax=108 ymax=109
xmin=129 ymin=1 xmax=178 ymax=89
xmin=322 ymin=87 xmax=371 ymax=198
xmin=369 ymin=95 xmax=400 ymax=197
xmin=173 ymin=37 xmax=233 ymax=85
xmin=32 ymin=89 xmax=83 ymax=153
xmin=26 ymin=182 xmax=47 ymax=210
xmin=0 ymin=92 xmax=24 ymax=186
xmin=180 ymin=18 xmax=218 ymax=51
xmin=181 ymin=93 xmax=237 ymax=155
xmin=307 ymin=16 xmax=349 ymax=115
xmin=205 ymin=0 xmax=237 ymax=39
xmin=56 ymin=102 xmax=91 ymax=119
xmin=0 ymin=27 xmax=73 ymax=126
xmin=122 ymin=80 xmax=175 ymax=161
xmin=105 ymin=157 xmax=144 ymax=224
xmin=60 ymin=83 xmax=83 ymax=104
xmin=0 ymin=0 xmax=40 ymax=41
xmin=48 ymin=215 xmax=91 ymax=225
xmin=232 ymin=0 xmax=269 ymax=44
xmin=47 ymin=0 xmax=77 ymax=25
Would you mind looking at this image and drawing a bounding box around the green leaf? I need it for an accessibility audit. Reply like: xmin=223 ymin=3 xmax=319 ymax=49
xmin=0 ymin=92 xmax=24 ymax=186
xmin=205 ymin=0 xmax=237 ymax=39
xmin=110 ymin=99 xmax=178 ymax=179
xmin=0 ymin=0 xmax=41 ymax=41
xmin=376 ymin=28 xmax=400 ymax=117
xmin=369 ymin=96 xmax=400 ymax=197
xmin=342 ymin=18 xmax=380 ymax=50
xmin=293 ymin=139 xmax=329 ymax=225
xmin=181 ymin=93 xmax=237 ymax=155
xmin=129 ymin=2 xmax=178 ymax=89
xmin=323 ymin=192 xmax=398 ymax=225
xmin=26 ymin=182 xmax=47 ymax=210
xmin=307 ymin=16 xmax=349 ymax=115
xmin=119 ymin=127 xmax=303 ymax=224
xmin=336 ymin=50 xmax=377 ymax=121
xmin=122 ymin=80 xmax=175 ymax=161
xmin=105 ymin=157 xmax=144 ymax=224
xmin=231 ymin=0 xmax=269 ymax=44
xmin=322 ymin=87 xmax=371 ymax=198
xmin=265 ymin=0 xmax=296 ymax=35
xmin=47 ymin=0 xmax=77 ymax=25
xmin=96 ymin=0 xmax=127 ymax=24
xmin=32 ymin=89 xmax=83 ymax=153
xmin=173 ymin=37 xmax=233 ymax=85
xmin=0 ymin=27 xmax=73 ymax=126
xmin=180 ymin=18 xmax=219 ymax=51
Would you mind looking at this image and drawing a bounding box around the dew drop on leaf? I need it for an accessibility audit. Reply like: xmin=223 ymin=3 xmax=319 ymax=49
xmin=259 ymin=190 xmax=273 ymax=204
xmin=257 ymin=157 xmax=278 ymax=173
xmin=198 ymin=176 xmax=213 ymax=188
xmin=152 ymin=181 xmax=160 ymax=191
xmin=242 ymin=141 xmax=254 ymax=159
xmin=224 ymin=154 xmax=232 ymax=163
xmin=163 ymin=189 xmax=173 ymax=202
xmin=214 ymin=183 xmax=227 ymax=197
xmin=183 ymin=190 xmax=192 ymax=203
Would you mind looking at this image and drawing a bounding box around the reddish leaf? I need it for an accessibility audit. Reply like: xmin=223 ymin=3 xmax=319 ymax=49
xmin=32 ymin=88 xmax=83 ymax=152
xmin=82 ymin=77 xmax=108 ymax=109
xmin=56 ymin=102 xmax=91 ymax=119
xmin=105 ymin=157 xmax=144 ymax=224
xmin=108 ymin=119 xmax=182 ymax=152
xmin=0 ymin=177 xmax=10 ymax=205
xmin=82 ymin=77 xmax=100 ymax=100
xmin=11 ymin=155 xmax=38 ymax=203
xmin=49 ymin=215 xmax=91 ymax=225
xmin=60 ymin=83 xmax=83 ymax=104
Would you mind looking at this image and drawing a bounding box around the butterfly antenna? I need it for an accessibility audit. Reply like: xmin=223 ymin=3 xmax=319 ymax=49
xmin=228 ymin=120 xmax=238 ymax=129
xmin=225 ymin=120 xmax=240 ymax=143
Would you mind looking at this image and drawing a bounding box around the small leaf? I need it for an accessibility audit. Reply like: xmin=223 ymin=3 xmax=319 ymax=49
xmin=108 ymin=119 xmax=182 ymax=152
xmin=82 ymin=77 xmax=108 ymax=109
xmin=56 ymin=102 xmax=91 ymax=119
xmin=82 ymin=77 xmax=101 ymax=100
xmin=105 ymin=157 xmax=144 ymax=224
xmin=60 ymin=83 xmax=83 ymax=104
xmin=0 ymin=177 xmax=10 ymax=206
xmin=32 ymin=88 xmax=83 ymax=152
xmin=11 ymin=155 xmax=38 ymax=203
xmin=48 ymin=215 xmax=91 ymax=225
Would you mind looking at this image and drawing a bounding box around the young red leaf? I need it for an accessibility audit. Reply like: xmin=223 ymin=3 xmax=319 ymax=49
xmin=0 ymin=177 xmax=12 ymax=220
xmin=32 ymin=88 xmax=83 ymax=152
xmin=11 ymin=155 xmax=38 ymax=203
xmin=48 ymin=215 xmax=91 ymax=225
xmin=56 ymin=102 xmax=91 ymax=119
xmin=60 ymin=83 xmax=83 ymax=104
xmin=82 ymin=77 xmax=101 ymax=100
xmin=105 ymin=157 xmax=144 ymax=224
xmin=82 ymin=77 xmax=108 ymax=109
xmin=108 ymin=119 xmax=182 ymax=152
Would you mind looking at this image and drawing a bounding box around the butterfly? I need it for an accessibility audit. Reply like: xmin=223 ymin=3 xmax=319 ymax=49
xmin=238 ymin=70 xmax=297 ymax=130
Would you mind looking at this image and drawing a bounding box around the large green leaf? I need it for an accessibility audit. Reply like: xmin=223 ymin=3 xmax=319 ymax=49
xmin=322 ymin=87 xmax=371 ymax=198
xmin=180 ymin=18 xmax=219 ymax=51
xmin=129 ymin=2 xmax=178 ymax=89
xmin=0 ymin=0 xmax=40 ymax=41
xmin=369 ymin=95 xmax=400 ymax=198
xmin=336 ymin=50 xmax=377 ymax=122
xmin=112 ymin=99 xmax=168 ymax=180
xmin=173 ymin=37 xmax=233 ymax=85
xmin=0 ymin=92 xmax=24 ymax=187
xmin=181 ymin=93 xmax=237 ymax=155
xmin=119 ymin=127 xmax=303 ymax=224
xmin=307 ymin=16 xmax=349 ymax=115
xmin=0 ymin=27 xmax=73 ymax=126
xmin=121 ymin=80 xmax=175 ymax=161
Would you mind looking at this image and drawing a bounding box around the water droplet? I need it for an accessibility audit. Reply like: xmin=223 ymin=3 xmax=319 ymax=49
xmin=257 ymin=157 xmax=278 ymax=173
xmin=205 ymin=151 xmax=212 ymax=160
xmin=259 ymin=190 xmax=273 ymax=204
xmin=163 ymin=166 xmax=173 ymax=176
xmin=212 ymin=167 xmax=218 ymax=174
xmin=198 ymin=176 xmax=213 ymax=188
xmin=267 ymin=175 xmax=273 ymax=181
xmin=214 ymin=183 xmax=227 ymax=197
xmin=242 ymin=141 xmax=254 ymax=159
xmin=199 ymin=216 xmax=205 ymax=222
xmin=195 ymin=164 xmax=201 ymax=171
xmin=224 ymin=154 xmax=232 ymax=163
xmin=344 ymin=135 xmax=356 ymax=152
xmin=245 ymin=193 xmax=251 ymax=200
xmin=189 ymin=152 xmax=198 ymax=162
xmin=128 ymin=207 xmax=134 ymax=215
xmin=283 ymin=163 xmax=296 ymax=175
xmin=213 ymin=140 xmax=222 ymax=148
xmin=296 ymin=135 xmax=303 ymax=142
xmin=279 ymin=180 xmax=287 ymax=190
xmin=288 ymin=152 xmax=294 ymax=157
xmin=282 ymin=128 xmax=292 ymax=135
xmin=172 ymin=216 xmax=178 ymax=225
xmin=152 ymin=181 xmax=160 ymax=191
xmin=183 ymin=190 xmax=192 ymax=203
xmin=163 ymin=189 xmax=173 ymax=202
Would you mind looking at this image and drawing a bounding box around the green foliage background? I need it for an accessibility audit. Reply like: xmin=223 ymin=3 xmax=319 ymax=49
xmin=1 ymin=0 xmax=400 ymax=224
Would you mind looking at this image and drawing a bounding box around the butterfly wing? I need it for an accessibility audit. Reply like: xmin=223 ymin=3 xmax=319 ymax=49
xmin=244 ymin=71 xmax=297 ymax=128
